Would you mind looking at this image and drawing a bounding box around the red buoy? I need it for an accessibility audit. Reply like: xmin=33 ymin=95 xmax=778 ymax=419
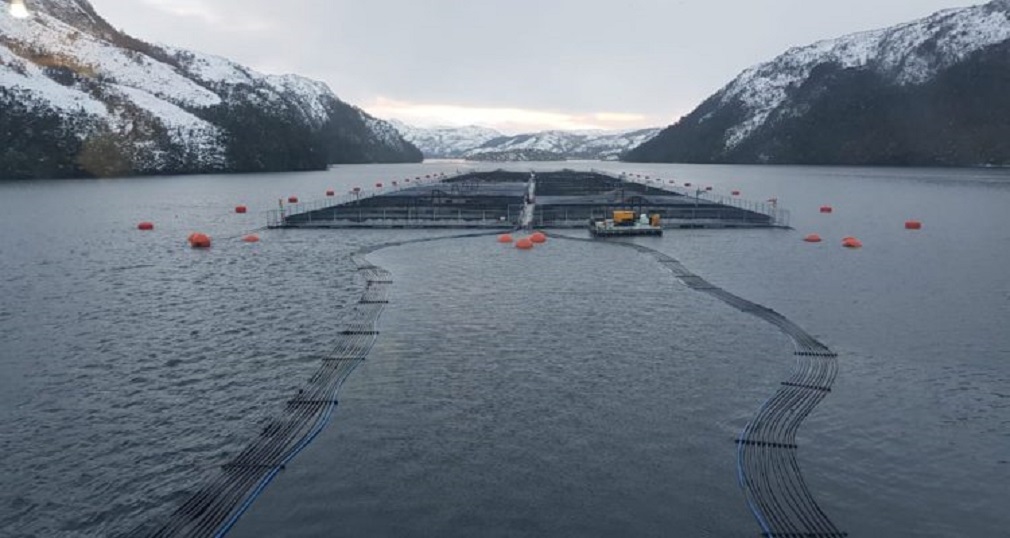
xmin=288 ymin=196 xmax=298 ymax=204
xmin=137 ymin=222 xmax=154 ymax=231
xmin=530 ymin=231 xmax=547 ymax=244
xmin=684 ymin=182 xmax=692 ymax=187
xmin=803 ymin=234 xmax=822 ymax=243
xmin=375 ymin=182 xmax=383 ymax=188
xmin=235 ymin=205 xmax=247 ymax=214
xmin=405 ymin=178 xmax=411 ymax=183
xmin=392 ymin=181 xmax=398 ymax=187
xmin=905 ymin=220 xmax=922 ymax=230
xmin=188 ymin=232 xmax=211 ymax=249
xmin=352 ymin=187 xmax=361 ymax=193
xmin=515 ymin=238 xmax=534 ymax=250
xmin=732 ymin=190 xmax=741 ymax=196
xmin=820 ymin=205 xmax=833 ymax=213
xmin=326 ymin=190 xmax=335 ymax=197
xmin=668 ymin=180 xmax=675 ymax=184
xmin=497 ymin=233 xmax=514 ymax=243
xmin=842 ymin=237 xmax=862 ymax=249
xmin=705 ymin=186 xmax=713 ymax=191
xmin=242 ymin=234 xmax=260 ymax=243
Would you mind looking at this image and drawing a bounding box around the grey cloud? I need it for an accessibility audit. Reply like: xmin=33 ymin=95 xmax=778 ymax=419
xmin=90 ymin=0 xmax=984 ymax=126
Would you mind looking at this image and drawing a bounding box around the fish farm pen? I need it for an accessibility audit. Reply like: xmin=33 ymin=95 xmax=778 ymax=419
xmin=267 ymin=170 xmax=790 ymax=229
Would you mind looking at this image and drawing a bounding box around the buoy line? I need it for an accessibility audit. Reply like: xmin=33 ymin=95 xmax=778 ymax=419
xmin=551 ymin=234 xmax=845 ymax=538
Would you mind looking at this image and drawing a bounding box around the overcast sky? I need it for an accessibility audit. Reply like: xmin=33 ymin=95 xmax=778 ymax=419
xmin=87 ymin=0 xmax=984 ymax=133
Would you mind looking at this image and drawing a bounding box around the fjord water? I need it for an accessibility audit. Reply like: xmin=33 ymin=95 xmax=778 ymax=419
xmin=1 ymin=163 xmax=1007 ymax=537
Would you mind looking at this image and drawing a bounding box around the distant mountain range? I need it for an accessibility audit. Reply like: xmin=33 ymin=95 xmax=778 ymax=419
xmin=391 ymin=122 xmax=661 ymax=161
xmin=0 ymin=0 xmax=421 ymax=179
xmin=626 ymin=0 xmax=1010 ymax=166
xmin=387 ymin=121 xmax=504 ymax=159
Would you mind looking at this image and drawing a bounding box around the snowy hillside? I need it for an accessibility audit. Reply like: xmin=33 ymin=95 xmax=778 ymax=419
xmin=0 ymin=0 xmax=420 ymax=179
xmin=719 ymin=0 xmax=1010 ymax=149
xmin=626 ymin=0 xmax=1010 ymax=166
xmin=464 ymin=128 xmax=661 ymax=161
xmin=388 ymin=121 xmax=660 ymax=161
xmin=388 ymin=121 xmax=503 ymax=158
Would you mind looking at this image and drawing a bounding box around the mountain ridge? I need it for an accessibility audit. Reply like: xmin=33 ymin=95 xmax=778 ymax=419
xmin=0 ymin=0 xmax=421 ymax=179
xmin=626 ymin=0 xmax=1010 ymax=166
xmin=390 ymin=121 xmax=660 ymax=161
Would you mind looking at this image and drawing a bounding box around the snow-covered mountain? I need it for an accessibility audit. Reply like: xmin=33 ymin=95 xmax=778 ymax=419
xmin=389 ymin=121 xmax=657 ymax=162
xmin=389 ymin=121 xmax=660 ymax=161
xmin=0 ymin=0 xmax=421 ymax=179
xmin=465 ymin=129 xmax=661 ymax=161
xmin=626 ymin=0 xmax=1010 ymax=166
xmin=387 ymin=121 xmax=503 ymax=158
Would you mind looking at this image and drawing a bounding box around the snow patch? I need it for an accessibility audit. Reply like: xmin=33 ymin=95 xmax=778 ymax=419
xmin=0 ymin=44 xmax=107 ymax=116
xmin=112 ymin=84 xmax=225 ymax=166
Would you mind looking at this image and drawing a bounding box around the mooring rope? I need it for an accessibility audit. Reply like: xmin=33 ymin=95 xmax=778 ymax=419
xmin=552 ymin=234 xmax=845 ymax=538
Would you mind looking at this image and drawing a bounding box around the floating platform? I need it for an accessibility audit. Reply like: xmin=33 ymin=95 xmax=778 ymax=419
xmin=269 ymin=170 xmax=789 ymax=229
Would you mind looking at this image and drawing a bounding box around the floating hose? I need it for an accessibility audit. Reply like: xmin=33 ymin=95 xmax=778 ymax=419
xmin=552 ymin=235 xmax=845 ymax=537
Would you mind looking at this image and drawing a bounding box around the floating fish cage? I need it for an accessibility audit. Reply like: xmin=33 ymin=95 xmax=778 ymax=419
xmin=268 ymin=170 xmax=789 ymax=229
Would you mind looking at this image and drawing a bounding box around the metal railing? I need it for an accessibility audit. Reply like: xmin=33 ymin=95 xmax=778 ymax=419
xmin=278 ymin=206 xmax=519 ymax=228
xmin=266 ymin=172 xmax=468 ymax=227
xmin=590 ymin=169 xmax=791 ymax=227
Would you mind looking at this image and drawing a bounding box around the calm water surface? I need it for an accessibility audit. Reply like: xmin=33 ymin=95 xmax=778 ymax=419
xmin=1 ymin=162 xmax=1008 ymax=537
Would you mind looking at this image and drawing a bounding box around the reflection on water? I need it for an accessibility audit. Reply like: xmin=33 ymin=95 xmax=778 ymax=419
xmin=1 ymin=163 xmax=1008 ymax=537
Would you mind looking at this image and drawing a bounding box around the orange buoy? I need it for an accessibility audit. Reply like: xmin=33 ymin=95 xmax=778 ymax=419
xmin=242 ymin=234 xmax=260 ymax=243
xmin=235 ymin=205 xmax=247 ymax=214
xmin=732 ymin=190 xmax=741 ymax=196
xmin=497 ymin=233 xmax=514 ymax=243
xmin=188 ymin=232 xmax=211 ymax=249
xmin=842 ymin=237 xmax=862 ymax=249
xmin=137 ymin=222 xmax=154 ymax=231
xmin=515 ymin=238 xmax=534 ymax=250
xmin=326 ymin=190 xmax=335 ymax=197
xmin=804 ymin=234 xmax=822 ymax=243
xmin=530 ymin=231 xmax=547 ymax=244
xmin=288 ymin=196 xmax=298 ymax=204
xmin=820 ymin=205 xmax=833 ymax=213
xmin=905 ymin=220 xmax=922 ymax=230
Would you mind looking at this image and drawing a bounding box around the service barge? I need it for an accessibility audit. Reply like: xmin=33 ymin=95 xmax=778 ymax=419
xmin=589 ymin=210 xmax=663 ymax=237
xmin=268 ymin=170 xmax=789 ymax=230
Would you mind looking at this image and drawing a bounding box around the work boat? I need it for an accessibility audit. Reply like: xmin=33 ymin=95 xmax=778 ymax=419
xmin=589 ymin=210 xmax=662 ymax=237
